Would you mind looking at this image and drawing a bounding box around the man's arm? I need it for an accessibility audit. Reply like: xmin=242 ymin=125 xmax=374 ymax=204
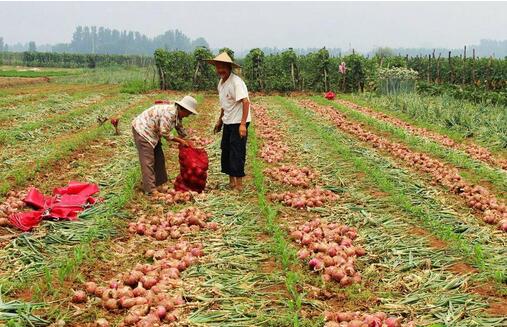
xmin=214 ymin=108 xmax=224 ymax=134
xmin=239 ymin=98 xmax=250 ymax=138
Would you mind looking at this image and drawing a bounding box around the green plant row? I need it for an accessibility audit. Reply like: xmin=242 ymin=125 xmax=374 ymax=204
xmin=249 ymin=125 xmax=305 ymax=326
xmin=0 ymin=51 xmax=154 ymax=68
xmin=154 ymin=48 xmax=507 ymax=94
xmin=0 ymin=96 xmax=154 ymax=196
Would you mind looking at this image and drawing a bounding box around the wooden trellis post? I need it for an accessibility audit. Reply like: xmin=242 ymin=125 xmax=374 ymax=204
xmin=448 ymin=51 xmax=454 ymax=84
xmin=472 ymin=48 xmax=476 ymax=85
xmin=462 ymin=46 xmax=467 ymax=85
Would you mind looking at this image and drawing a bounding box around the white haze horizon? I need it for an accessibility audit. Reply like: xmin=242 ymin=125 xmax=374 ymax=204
xmin=0 ymin=1 xmax=506 ymax=52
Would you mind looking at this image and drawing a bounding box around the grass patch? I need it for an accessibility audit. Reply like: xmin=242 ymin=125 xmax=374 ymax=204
xmin=0 ymin=70 xmax=71 ymax=78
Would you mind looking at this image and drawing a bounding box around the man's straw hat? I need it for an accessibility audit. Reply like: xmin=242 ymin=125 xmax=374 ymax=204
xmin=206 ymin=52 xmax=240 ymax=68
xmin=175 ymin=95 xmax=198 ymax=115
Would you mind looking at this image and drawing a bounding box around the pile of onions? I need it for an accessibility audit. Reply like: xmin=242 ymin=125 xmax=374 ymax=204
xmin=0 ymin=190 xmax=28 ymax=226
xmin=260 ymin=142 xmax=289 ymax=163
xmin=76 ymin=241 xmax=203 ymax=325
xmin=336 ymin=98 xmax=507 ymax=171
xmin=265 ymin=165 xmax=317 ymax=188
xmin=290 ymin=218 xmax=365 ymax=285
xmin=254 ymin=105 xmax=289 ymax=163
xmin=268 ymin=188 xmax=338 ymax=209
xmin=324 ymin=311 xmax=414 ymax=327
xmin=189 ymin=136 xmax=213 ymax=148
xmin=128 ymin=207 xmax=218 ymax=240
xmin=300 ymin=100 xmax=507 ymax=231
xmin=151 ymin=187 xmax=195 ymax=205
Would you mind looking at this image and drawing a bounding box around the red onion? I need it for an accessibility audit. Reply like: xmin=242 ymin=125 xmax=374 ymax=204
xmin=155 ymin=305 xmax=167 ymax=319
xmin=71 ymin=290 xmax=87 ymax=303
xmin=84 ymin=281 xmax=97 ymax=294
xmin=385 ymin=317 xmax=401 ymax=327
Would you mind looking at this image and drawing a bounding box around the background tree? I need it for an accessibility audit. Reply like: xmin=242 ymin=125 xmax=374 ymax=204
xmin=192 ymin=47 xmax=216 ymax=90
xmin=28 ymin=41 xmax=36 ymax=52
xmin=243 ymin=48 xmax=265 ymax=91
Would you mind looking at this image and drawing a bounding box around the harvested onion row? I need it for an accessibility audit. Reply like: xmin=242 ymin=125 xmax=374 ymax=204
xmin=265 ymin=165 xmax=317 ymax=188
xmin=254 ymin=105 xmax=289 ymax=163
xmin=268 ymin=187 xmax=338 ymax=209
xmin=189 ymin=135 xmax=213 ymax=148
xmin=325 ymin=311 xmax=415 ymax=327
xmin=300 ymin=100 xmax=507 ymax=232
xmin=290 ymin=218 xmax=365 ymax=286
xmin=151 ymin=186 xmax=195 ymax=205
xmin=128 ymin=206 xmax=218 ymax=241
xmin=74 ymin=241 xmax=203 ymax=326
xmin=336 ymin=98 xmax=507 ymax=171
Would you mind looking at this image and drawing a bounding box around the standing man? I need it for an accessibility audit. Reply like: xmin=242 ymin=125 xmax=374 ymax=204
xmin=207 ymin=52 xmax=251 ymax=191
xmin=132 ymin=95 xmax=198 ymax=194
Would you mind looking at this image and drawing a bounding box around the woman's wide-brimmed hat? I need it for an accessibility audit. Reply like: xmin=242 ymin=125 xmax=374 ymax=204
xmin=175 ymin=95 xmax=198 ymax=115
xmin=206 ymin=52 xmax=241 ymax=68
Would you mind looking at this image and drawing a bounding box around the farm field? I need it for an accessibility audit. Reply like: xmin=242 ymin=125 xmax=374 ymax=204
xmin=0 ymin=67 xmax=506 ymax=327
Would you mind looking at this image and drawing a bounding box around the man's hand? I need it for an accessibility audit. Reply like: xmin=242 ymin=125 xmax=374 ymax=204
xmin=239 ymin=123 xmax=247 ymax=138
xmin=213 ymin=120 xmax=223 ymax=134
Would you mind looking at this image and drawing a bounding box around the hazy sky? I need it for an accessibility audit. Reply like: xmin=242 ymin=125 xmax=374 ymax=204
xmin=1 ymin=1 xmax=506 ymax=51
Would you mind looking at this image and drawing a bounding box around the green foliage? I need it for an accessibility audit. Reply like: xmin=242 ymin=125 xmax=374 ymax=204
xmin=417 ymin=82 xmax=507 ymax=106
xmin=376 ymin=67 xmax=418 ymax=95
xmin=300 ymin=47 xmax=330 ymax=92
xmin=0 ymin=51 xmax=153 ymax=68
xmin=192 ymin=47 xmax=216 ymax=90
xmin=0 ymin=70 xmax=70 ymax=78
xmin=243 ymin=48 xmax=265 ymax=91
xmin=263 ymin=48 xmax=300 ymax=92
xmin=154 ymin=48 xmax=507 ymax=96
xmin=120 ymin=79 xmax=157 ymax=94
xmin=154 ymin=49 xmax=193 ymax=90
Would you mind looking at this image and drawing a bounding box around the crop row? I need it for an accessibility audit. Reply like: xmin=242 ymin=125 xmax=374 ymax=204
xmin=334 ymin=98 xmax=507 ymax=171
xmin=298 ymin=99 xmax=507 ymax=232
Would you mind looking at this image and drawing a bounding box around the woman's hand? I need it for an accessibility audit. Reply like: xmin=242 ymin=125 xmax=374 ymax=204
xmin=239 ymin=123 xmax=247 ymax=138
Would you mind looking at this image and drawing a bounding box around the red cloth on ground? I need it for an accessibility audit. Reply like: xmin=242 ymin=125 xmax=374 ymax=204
xmin=174 ymin=145 xmax=209 ymax=193
xmin=8 ymin=181 xmax=100 ymax=231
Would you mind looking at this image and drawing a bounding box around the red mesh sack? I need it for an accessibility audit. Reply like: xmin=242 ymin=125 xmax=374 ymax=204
xmin=325 ymin=91 xmax=336 ymax=100
xmin=174 ymin=145 xmax=209 ymax=193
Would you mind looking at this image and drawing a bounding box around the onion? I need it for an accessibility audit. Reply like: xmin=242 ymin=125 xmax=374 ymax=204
xmin=71 ymin=290 xmax=87 ymax=303
xmin=133 ymin=284 xmax=146 ymax=297
xmin=129 ymin=304 xmax=149 ymax=318
xmin=95 ymin=318 xmax=109 ymax=327
xmin=155 ymin=305 xmax=167 ymax=319
xmin=103 ymin=298 xmax=118 ymax=311
xmin=84 ymin=281 xmax=97 ymax=294
xmin=191 ymin=247 xmax=204 ymax=257
xmin=94 ymin=286 xmax=106 ymax=298
xmin=308 ymin=258 xmax=324 ymax=271
xmin=336 ymin=312 xmax=353 ymax=322
xmin=385 ymin=317 xmax=401 ymax=327
xmin=119 ymin=297 xmax=137 ymax=309
xmin=297 ymin=248 xmax=310 ymax=260
xmin=134 ymin=297 xmax=148 ymax=306
xmin=141 ymin=276 xmax=158 ymax=289
xmin=123 ymin=314 xmax=140 ymax=326
xmin=348 ymin=320 xmax=363 ymax=327
xmin=109 ymin=280 xmax=119 ymax=289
